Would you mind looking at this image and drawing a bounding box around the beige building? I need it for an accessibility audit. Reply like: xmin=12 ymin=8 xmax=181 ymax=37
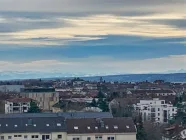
xmin=21 ymin=88 xmax=59 ymax=111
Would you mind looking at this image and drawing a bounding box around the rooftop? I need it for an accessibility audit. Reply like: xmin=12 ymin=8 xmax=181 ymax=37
xmin=129 ymin=89 xmax=174 ymax=94
xmin=21 ymin=88 xmax=55 ymax=93
xmin=6 ymin=97 xmax=32 ymax=103
xmin=66 ymin=117 xmax=136 ymax=134
xmin=0 ymin=117 xmax=66 ymax=133
xmin=0 ymin=112 xmax=113 ymax=119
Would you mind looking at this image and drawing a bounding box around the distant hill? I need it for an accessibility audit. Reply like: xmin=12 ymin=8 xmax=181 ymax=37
xmin=81 ymin=73 xmax=186 ymax=83
xmin=0 ymin=72 xmax=186 ymax=83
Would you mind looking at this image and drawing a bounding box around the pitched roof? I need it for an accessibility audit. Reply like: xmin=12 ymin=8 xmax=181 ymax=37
xmin=111 ymin=98 xmax=140 ymax=108
xmin=21 ymin=88 xmax=55 ymax=93
xmin=66 ymin=117 xmax=136 ymax=134
xmin=163 ymin=125 xmax=185 ymax=139
xmin=0 ymin=117 xmax=66 ymax=133
xmin=129 ymin=89 xmax=174 ymax=94
xmin=6 ymin=97 xmax=32 ymax=103
xmin=0 ymin=112 xmax=113 ymax=119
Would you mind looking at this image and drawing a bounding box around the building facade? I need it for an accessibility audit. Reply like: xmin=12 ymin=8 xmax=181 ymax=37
xmin=134 ymin=98 xmax=177 ymax=123
xmin=5 ymin=98 xmax=32 ymax=114
xmin=0 ymin=113 xmax=136 ymax=140
xmin=21 ymin=88 xmax=59 ymax=111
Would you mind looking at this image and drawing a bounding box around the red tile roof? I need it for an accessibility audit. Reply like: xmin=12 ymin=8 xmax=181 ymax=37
xmin=6 ymin=98 xmax=32 ymax=103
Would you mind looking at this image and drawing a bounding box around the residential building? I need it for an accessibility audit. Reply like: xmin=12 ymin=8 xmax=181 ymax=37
xmin=66 ymin=117 xmax=136 ymax=140
xmin=5 ymin=98 xmax=33 ymax=114
xmin=0 ymin=114 xmax=136 ymax=140
xmin=0 ymin=115 xmax=66 ymax=140
xmin=21 ymin=88 xmax=59 ymax=111
xmin=162 ymin=125 xmax=186 ymax=140
xmin=85 ymin=84 xmax=98 ymax=90
xmin=134 ymin=98 xmax=177 ymax=123
xmin=127 ymin=89 xmax=176 ymax=96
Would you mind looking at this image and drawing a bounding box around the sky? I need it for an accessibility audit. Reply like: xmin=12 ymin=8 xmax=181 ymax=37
xmin=0 ymin=0 xmax=185 ymax=79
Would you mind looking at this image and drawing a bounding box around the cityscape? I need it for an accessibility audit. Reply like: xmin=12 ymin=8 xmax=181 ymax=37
xmin=0 ymin=0 xmax=185 ymax=140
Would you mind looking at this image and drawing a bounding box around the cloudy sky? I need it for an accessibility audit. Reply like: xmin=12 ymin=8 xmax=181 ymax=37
xmin=0 ymin=0 xmax=185 ymax=79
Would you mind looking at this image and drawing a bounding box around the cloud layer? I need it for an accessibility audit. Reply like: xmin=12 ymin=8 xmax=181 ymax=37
xmin=0 ymin=0 xmax=185 ymax=78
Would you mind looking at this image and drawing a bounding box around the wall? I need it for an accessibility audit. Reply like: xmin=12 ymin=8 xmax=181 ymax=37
xmin=0 ymin=132 xmax=67 ymax=140
xmin=67 ymin=133 xmax=136 ymax=140
xmin=21 ymin=92 xmax=59 ymax=111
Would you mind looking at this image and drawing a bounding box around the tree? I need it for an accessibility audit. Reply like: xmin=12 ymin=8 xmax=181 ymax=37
xmin=136 ymin=114 xmax=147 ymax=140
xmin=90 ymin=98 xmax=97 ymax=107
xmin=28 ymin=100 xmax=41 ymax=113
xmin=97 ymin=91 xmax=105 ymax=98
xmin=144 ymin=121 xmax=162 ymax=140
xmin=98 ymin=98 xmax=109 ymax=112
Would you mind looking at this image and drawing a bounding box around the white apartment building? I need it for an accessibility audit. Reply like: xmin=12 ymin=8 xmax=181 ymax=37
xmin=134 ymin=98 xmax=177 ymax=123
xmin=5 ymin=98 xmax=32 ymax=114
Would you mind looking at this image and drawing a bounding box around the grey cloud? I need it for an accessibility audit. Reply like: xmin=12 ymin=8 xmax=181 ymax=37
xmin=0 ymin=12 xmax=72 ymax=32
xmin=0 ymin=0 xmax=184 ymax=13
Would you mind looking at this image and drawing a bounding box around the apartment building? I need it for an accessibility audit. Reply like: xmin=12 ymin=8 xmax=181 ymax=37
xmin=66 ymin=117 xmax=136 ymax=140
xmin=5 ymin=98 xmax=33 ymax=114
xmin=0 ymin=113 xmax=136 ymax=140
xmin=21 ymin=88 xmax=59 ymax=111
xmin=0 ymin=116 xmax=66 ymax=140
xmin=134 ymin=98 xmax=177 ymax=123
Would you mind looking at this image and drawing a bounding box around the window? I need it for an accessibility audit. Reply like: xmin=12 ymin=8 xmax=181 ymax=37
xmin=57 ymin=123 xmax=61 ymax=126
xmin=31 ymin=135 xmax=39 ymax=138
xmin=73 ymin=138 xmax=80 ymax=140
xmin=161 ymin=101 xmax=164 ymax=104
xmin=0 ymin=136 xmax=4 ymax=140
xmin=172 ymin=108 xmax=174 ymax=111
xmin=158 ymin=113 xmax=160 ymax=116
xmin=74 ymin=126 xmax=78 ymax=129
xmin=46 ymin=135 xmax=49 ymax=139
xmin=8 ymin=136 xmax=12 ymax=140
xmin=114 ymin=125 xmax=118 ymax=129
xmin=151 ymin=108 xmax=155 ymax=112
xmin=107 ymin=137 xmax=114 ymax=140
xmin=87 ymin=126 xmax=90 ymax=129
xmin=87 ymin=137 xmax=91 ymax=140
xmin=24 ymin=135 xmax=28 ymax=139
xmin=158 ymin=108 xmax=160 ymax=111
xmin=95 ymin=136 xmax=102 ymax=140
xmin=58 ymin=135 xmax=62 ymax=139
xmin=14 ymin=135 xmax=21 ymax=137
xmin=42 ymin=135 xmax=49 ymax=140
